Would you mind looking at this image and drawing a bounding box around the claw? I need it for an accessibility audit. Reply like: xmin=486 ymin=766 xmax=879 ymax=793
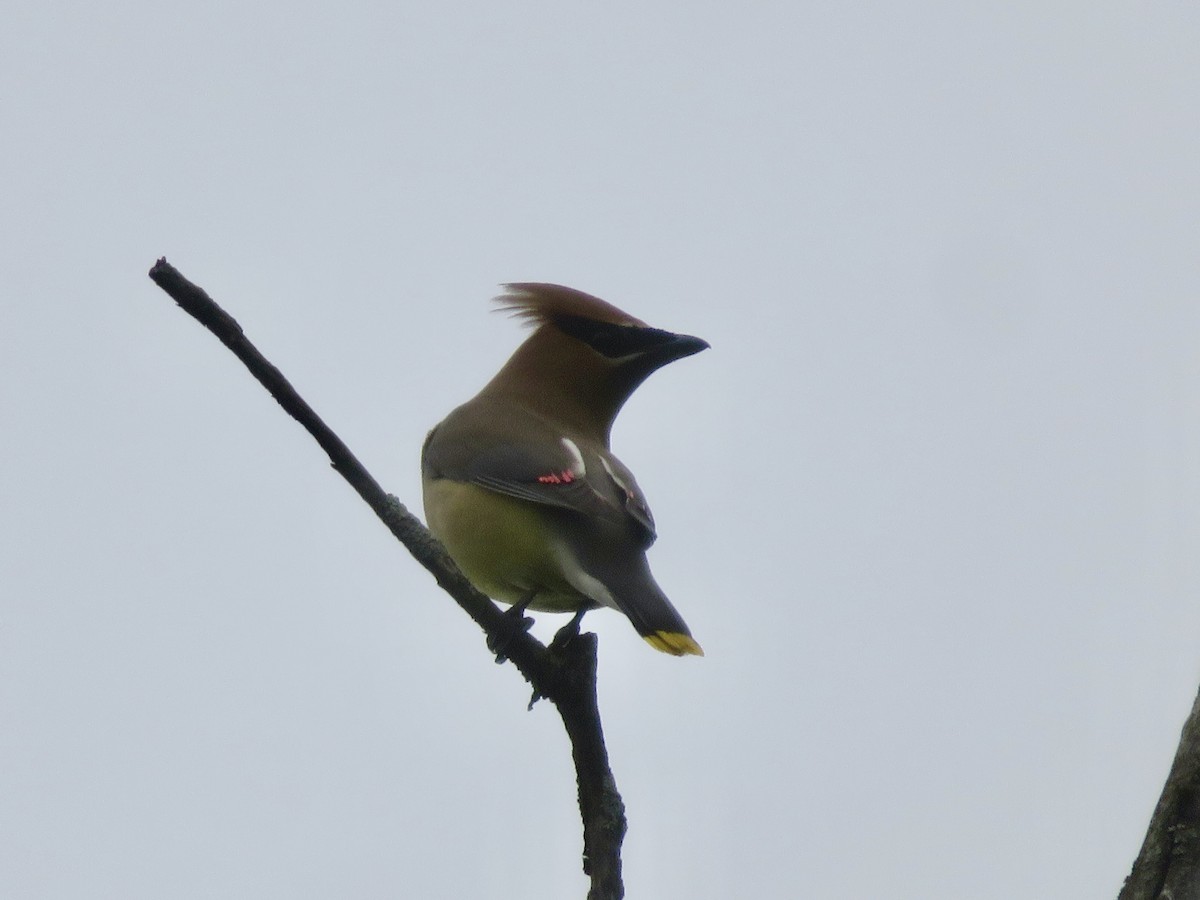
xmin=549 ymin=607 xmax=588 ymax=653
xmin=488 ymin=591 xmax=537 ymax=664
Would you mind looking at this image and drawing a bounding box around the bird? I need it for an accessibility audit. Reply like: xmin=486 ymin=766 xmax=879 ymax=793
xmin=421 ymin=283 xmax=708 ymax=656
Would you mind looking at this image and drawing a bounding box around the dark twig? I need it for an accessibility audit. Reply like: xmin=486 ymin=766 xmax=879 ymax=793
xmin=148 ymin=258 xmax=625 ymax=900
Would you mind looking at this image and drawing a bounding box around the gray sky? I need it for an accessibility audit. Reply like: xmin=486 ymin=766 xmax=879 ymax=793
xmin=3 ymin=3 xmax=1198 ymax=898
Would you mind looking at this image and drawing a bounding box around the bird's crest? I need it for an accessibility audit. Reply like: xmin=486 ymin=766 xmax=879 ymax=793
xmin=495 ymin=283 xmax=647 ymax=330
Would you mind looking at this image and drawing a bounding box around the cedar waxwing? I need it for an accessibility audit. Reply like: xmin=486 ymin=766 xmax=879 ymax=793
xmin=421 ymin=283 xmax=708 ymax=656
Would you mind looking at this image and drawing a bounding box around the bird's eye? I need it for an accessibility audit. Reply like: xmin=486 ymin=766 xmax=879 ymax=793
xmin=554 ymin=315 xmax=673 ymax=359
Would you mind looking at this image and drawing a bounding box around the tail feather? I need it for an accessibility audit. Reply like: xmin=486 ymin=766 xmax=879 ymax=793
xmin=560 ymin=529 xmax=702 ymax=656
xmin=601 ymin=558 xmax=703 ymax=657
xmin=643 ymin=630 xmax=704 ymax=656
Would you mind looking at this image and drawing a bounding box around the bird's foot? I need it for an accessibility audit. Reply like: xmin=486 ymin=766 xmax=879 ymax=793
xmin=548 ymin=607 xmax=588 ymax=654
xmin=488 ymin=593 xmax=536 ymax=664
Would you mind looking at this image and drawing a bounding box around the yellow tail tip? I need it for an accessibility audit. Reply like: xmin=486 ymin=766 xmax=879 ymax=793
xmin=644 ymin=631 xmax=704 ymax=657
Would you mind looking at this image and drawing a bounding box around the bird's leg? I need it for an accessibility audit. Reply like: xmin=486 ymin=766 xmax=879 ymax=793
xmin=549 ymin=606 xmax=588 ymax=652
xmin=488 ymin=590 xmax=537 ymax=664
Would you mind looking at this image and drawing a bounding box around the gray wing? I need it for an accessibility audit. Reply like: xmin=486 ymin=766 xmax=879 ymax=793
xmin=423 ymin=411 xmax=656 ymax=548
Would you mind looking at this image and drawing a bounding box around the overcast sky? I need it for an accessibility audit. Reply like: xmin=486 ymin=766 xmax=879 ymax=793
xmin=3 ymin=3 xmax=1199 ymax=898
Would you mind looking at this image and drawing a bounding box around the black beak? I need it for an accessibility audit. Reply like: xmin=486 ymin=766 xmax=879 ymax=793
xmin=657 ymin=332 xmax=710 ymax=364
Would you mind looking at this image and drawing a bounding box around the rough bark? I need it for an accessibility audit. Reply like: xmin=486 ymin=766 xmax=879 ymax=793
xmin=1119 ymin=684 xmax=1200 ymax=900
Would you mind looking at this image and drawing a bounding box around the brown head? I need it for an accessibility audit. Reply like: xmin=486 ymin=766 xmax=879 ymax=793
xmin=481 ymin=283 xmax=709 ymax=443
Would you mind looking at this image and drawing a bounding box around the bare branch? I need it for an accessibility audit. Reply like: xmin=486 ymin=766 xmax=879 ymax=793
xmin=1119 ymin=684 xmax=1200 ymax=900
xmin=148 ymin=258 xmax=626 ymax=900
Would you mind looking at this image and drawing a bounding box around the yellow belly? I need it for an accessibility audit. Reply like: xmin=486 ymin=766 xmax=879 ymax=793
xmin=422 ymin=479 xmax=590 ymax=612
